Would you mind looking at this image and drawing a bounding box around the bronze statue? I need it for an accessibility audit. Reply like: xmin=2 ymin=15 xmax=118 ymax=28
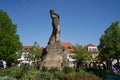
xmin=48 ymin=9 xmax=60 ymax=44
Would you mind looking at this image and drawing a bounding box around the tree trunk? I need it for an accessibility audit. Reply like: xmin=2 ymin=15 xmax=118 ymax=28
xmin=106 ymin=61 xmax=113 ymax=73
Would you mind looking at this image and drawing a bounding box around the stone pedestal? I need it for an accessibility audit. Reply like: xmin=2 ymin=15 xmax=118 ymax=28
xmin=41 ymin=41 xmax=64 ymax=69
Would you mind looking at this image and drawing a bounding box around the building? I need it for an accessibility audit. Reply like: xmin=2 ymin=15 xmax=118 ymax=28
xmin=61 ymin=42 xmax=76 ymax=67
xmin=86 ymin=43 xmax=99 ymax=58
xmin=17 ymin=46 xmax=33 ymax=61
xmin=61 ymin=43 xmax=99 ymax=67
xmin=61 ymin=42 xmax=74 ymax=52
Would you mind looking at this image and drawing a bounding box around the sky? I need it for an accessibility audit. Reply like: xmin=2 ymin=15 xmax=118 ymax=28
xmin=0 ymin=0 xmax=120 ymax=47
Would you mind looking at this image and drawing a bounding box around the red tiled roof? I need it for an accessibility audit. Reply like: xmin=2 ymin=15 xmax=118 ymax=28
xmin=61 ymin=42 xmax=74 ymax=52
xmin=86 ymin=43 xmax=95 ymax=47
xmin=23 ymin=46 xmax=33 ymax=48
xmin=22 ymin=46 xmax=33 ymax=52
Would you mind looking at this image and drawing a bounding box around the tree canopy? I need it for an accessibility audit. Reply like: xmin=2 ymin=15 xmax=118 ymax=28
xmin=28 ymin=41 xmax=43 ymax=62
xmin=72 ymin=44 xmax=92 ymax=65
xmin=98 ymin=21 xmax=120 ymax=61
xmin=0 ymin=10 xmax=22 ymax=66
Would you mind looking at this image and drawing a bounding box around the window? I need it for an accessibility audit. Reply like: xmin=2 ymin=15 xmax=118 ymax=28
xmin=88 ymin=47 xmax=98 ymax=52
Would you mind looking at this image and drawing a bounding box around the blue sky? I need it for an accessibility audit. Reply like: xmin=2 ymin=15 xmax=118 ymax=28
xmin=0 ymin=0 xmax=120 ymax=47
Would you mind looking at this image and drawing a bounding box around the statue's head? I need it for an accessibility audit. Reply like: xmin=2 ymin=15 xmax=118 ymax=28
xmin=50 ymin=9 xmax=54 ymax=13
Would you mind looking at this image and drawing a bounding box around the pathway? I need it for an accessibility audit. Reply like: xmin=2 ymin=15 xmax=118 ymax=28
xmin=105 ymin=74 xmax=120 ymax=80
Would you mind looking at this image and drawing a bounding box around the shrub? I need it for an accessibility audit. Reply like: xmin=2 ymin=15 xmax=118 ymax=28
xmin=49 ymin=67 xmax=59 ymax=73
xmin=21 ymin=68 xmax=40 ymax=80
xmin=49 ymin=67 xmax=61 ymax=79
xmin=59 ymin=67 xmax=102 ymax=80
xmin=0 ymin=66 xmax=103 ymax=80
xmin=75 ymin=68 xmax=86 ymax=75
xmin=42 ymin=66 xmax=48 ymax=72
xmin=63 ymin=66 xmax=74 ymax=74
xmin=59 ymin=72 xmax=102 ymax=80
xmin=59 ymin=74 xmax=72 ymax=80
xmin=0 ymin=69 xmax=5 ymax=76
xmin=0 ymin=67 xmax=23 ymax=78
xmin=0 ymin=76 xmax=17 ymax=80
xmin=86 ymin=68 xmax=106 ymax=78
xmin=40 ymin=72 xmax=54 ymax=80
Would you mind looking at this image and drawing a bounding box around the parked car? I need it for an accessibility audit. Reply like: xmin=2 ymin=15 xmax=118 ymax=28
xmin=0 ymin=61 xmax=4 ymax=70
xmin=0 ymin=61 xmax=6 ymax=70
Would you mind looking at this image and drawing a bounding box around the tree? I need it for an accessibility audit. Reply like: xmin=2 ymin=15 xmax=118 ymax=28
xmin=72 ymin=44 xmax=92 ymax=67
xmin=0 ymin=10 xmax=22 ymax=67
xmin=98 ymin=21 xmax=120 ymax=72
xmin=28 ymin=41 xmax=43 ymax=62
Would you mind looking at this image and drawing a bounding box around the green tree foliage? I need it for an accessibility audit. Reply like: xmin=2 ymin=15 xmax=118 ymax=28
xmin=0 ymin=10 xmax=22 ymax=67
xmin=72 ymin=44 xmax=92 ymax=67
xmin=98 ymin=21 xmax=120 ymax=61
xmin=98 ymin=21 xmax=120 ymax=72
xmin=28 ymin=41 xmax=43 ymax=61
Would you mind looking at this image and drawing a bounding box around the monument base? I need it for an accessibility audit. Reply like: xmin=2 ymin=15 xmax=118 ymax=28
xmin=40 ymin=41 xmax=65 ymax=70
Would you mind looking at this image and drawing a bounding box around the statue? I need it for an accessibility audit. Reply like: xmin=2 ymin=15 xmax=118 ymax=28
xmin=40 ymin=9 xmax=69 ymax=69
xmin=48 ymin=9 xmax=60 ymax=44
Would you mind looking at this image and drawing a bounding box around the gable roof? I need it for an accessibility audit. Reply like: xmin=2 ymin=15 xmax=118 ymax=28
xmin=61 ymin=42 xmax=74 ymax=52
xmin=86 ymin=43 xmax=95 ymax=47
xmin=22 ymin=46 xmax=33 ymax=52
xmin=23 ymin=46 xmax=33 ymax=48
